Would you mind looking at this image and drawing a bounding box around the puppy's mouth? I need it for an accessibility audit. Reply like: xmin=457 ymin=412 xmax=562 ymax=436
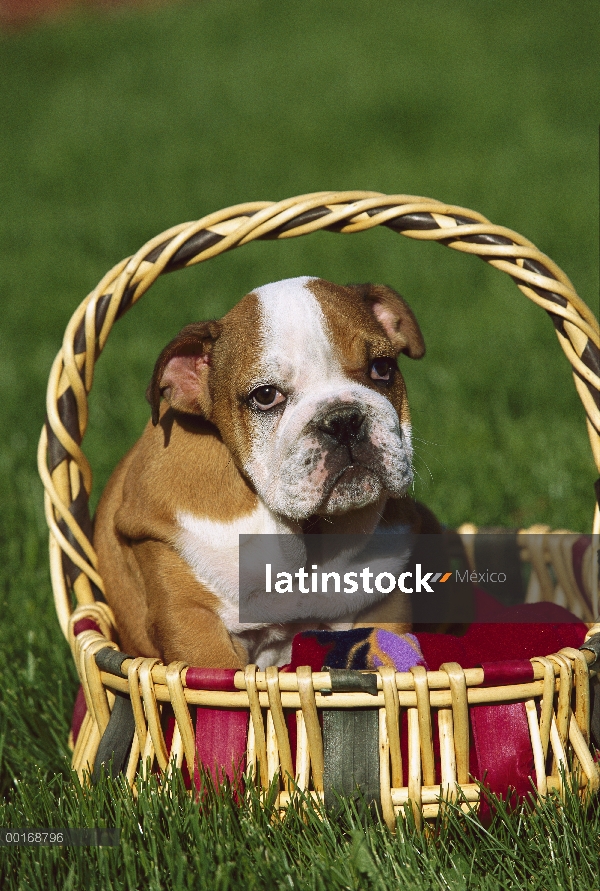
xmin=318 ymin=461 xmax=383 ymax=514
xmin=329 ymin=461 xmax=372 ymax=487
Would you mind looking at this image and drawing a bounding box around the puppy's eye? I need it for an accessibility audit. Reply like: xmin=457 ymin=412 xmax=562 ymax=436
xmin=249 ymin=386 xmax=286 ymax=411
xmin=369 ymin=358 xmax=396 ymax=383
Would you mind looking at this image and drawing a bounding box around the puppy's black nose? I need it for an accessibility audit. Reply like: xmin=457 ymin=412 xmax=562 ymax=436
xmin=317 ymin=407 xmax=365 ymax=445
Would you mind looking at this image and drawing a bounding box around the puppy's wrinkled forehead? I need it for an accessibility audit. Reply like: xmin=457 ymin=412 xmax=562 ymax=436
xmin=254 ymin=276 xmax=341 ymax=385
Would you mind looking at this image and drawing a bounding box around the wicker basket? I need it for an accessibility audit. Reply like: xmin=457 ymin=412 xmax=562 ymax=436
xmin=39 ymin=191 xmax=600 ymax=827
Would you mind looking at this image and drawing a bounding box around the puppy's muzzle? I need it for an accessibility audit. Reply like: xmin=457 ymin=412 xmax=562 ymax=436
xmin=315 ymin=407 xmax=366 ymax=447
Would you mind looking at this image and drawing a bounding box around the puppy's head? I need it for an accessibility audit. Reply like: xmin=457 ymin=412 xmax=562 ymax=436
xmin=148 ymin=277 xmax=425 ymax=520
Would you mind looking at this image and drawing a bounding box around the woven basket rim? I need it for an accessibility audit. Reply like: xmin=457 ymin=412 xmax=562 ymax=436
xmin=69 ymin=599 xmax=600 ymax=825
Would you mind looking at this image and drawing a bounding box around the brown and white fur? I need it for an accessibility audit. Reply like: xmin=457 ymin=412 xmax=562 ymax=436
xmin=94 ymin=277 xmax=439 ymax=669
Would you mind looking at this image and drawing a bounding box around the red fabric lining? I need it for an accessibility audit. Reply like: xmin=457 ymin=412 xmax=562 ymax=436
xmin=183 ymin=669 xmax=248 ymax=787
xmin=471 ymin=700 xmax=535 ymax=823
xmin=471 ymin=659 xmax=537 ymax=822
xmin=71 ymin=684 xmax=87 ymax=744
xmin=417 ymin=596 xmax=586 ymax=672
xmin=480 ymin=660 xmax=534 ymax=687
xmin=73 ymin=618 xmax=101 ymax=636
xmin=164 ymin=709 xmax=192 ymax=787
xmin=194 ymin=707 xmax=248 ymax=788
xmin=185 ymin=667 xmax=239 ymax=690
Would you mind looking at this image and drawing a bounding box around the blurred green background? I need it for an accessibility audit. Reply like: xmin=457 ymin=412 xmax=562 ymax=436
xmin=2 ymin=0 xmax=599 ymax=529
xmin=0 ymin=0 xmax=598 ymax=786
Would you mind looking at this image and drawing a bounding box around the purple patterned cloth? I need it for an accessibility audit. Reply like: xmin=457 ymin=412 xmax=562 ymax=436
xmin=289 ymin=626 xmax=428 ymax=672
xmin=369 ymin=629 xmax=428 ymax=671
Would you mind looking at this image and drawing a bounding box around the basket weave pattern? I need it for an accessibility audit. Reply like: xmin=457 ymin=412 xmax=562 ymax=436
xmin=38 ymin=192 xmax=600 ymax=823
xmin=69 ymin=602 xmax=600 ymax=828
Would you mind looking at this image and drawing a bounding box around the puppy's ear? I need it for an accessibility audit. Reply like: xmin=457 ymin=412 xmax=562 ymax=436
xmin=354 ymin=284 xmax=425 ymax=359
xmin=146 ymin=321 xmax=221 ymax=425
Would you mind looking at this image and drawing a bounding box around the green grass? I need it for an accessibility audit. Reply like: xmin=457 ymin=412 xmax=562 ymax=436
xmin=0 ymin=0 xmax=599 ymax=887
xmin=1 ymin=0 xmax=598 ymax=528
xmin=1 ymin=770 xmax=600 ymax=891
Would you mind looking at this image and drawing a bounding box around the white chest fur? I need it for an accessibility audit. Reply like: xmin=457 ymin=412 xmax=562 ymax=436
xmin=175 ymin=504 xmax=301 ymax=667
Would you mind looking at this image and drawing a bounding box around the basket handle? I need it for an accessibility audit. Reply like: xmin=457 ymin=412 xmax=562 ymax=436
xmin=38 ymin=191 xmax=600 ymax=636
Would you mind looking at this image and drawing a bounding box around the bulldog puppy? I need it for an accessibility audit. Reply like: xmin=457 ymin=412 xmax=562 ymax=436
xmin=94 ymin=277 xmax=440 ymax=669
